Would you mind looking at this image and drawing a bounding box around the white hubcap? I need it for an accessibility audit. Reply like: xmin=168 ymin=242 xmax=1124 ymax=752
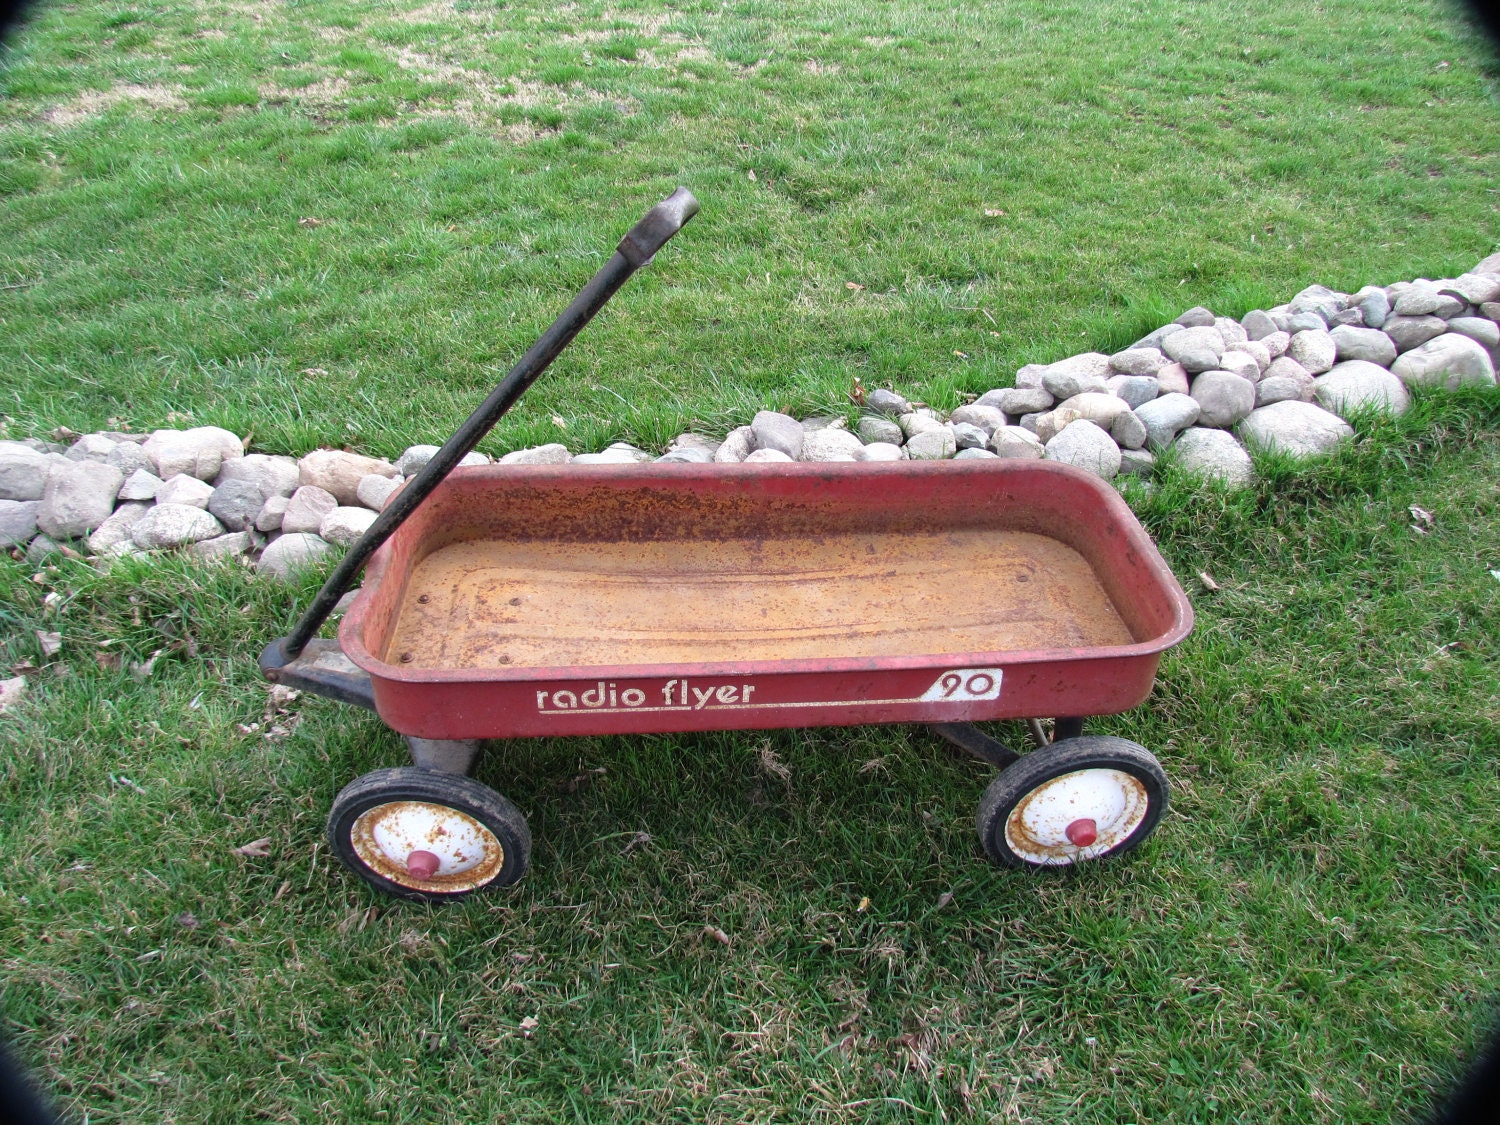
xmin=351 ymin=800 xmax=505 ymax=891
xmin=1004 ymin=768 xmax=1150 ymax=865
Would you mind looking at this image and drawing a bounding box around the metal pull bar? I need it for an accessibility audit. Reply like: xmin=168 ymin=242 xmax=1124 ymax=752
xmin=270 ymin=187 xmax=701 ymax=662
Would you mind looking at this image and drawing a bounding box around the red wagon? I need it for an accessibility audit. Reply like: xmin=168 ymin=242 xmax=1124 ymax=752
xmin=260 ymin=190 xmax=1194 ymax=901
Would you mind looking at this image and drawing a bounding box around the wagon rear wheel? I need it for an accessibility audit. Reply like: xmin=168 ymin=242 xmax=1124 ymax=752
xmin=976 ymin=737 xmax=1168 ymax=868
xmin=328 ymin=767 xmax=531 ymax=902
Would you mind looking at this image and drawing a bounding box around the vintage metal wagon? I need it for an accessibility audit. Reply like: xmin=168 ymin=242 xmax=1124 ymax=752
xmin=260 ymin=190 xmax=1194 ymax=901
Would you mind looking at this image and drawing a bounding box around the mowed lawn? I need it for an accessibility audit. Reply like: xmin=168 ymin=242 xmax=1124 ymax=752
xmin=2 ymin=0 xmax=1500 ymax=1122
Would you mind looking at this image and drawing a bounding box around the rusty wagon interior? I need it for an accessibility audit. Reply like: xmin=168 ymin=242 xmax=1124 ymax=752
xmin=356 ymin=463 xmax=1158 ymax=674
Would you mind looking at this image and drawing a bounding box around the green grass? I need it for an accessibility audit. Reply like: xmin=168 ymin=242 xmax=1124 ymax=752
xmin=3 ymin=0 xmax=1500 ymax=1121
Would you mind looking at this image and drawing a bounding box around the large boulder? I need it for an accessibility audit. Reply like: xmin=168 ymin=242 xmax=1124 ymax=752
xmin=1287 ymin=329 xmax=1337 ymax=374
xmin=258 ymin=533 xmax=334 ymax=582
xmin=1390 ymin=333 xmax=1497 ymax=390
xmin=1162 ymin=326 xmax=1226 ymax=374
xmin=1043 ymin=420 xmax=1121 ymax=479
xmin=1314 ymin=362 xmax=1410 ymax=418
xmin=215 ymin=453 xmax=300 ymax=498
xmin=750 ymin=411 xmax=804 ymax=460
xmin=1040 ymin=353 xmax=1111 ymax=399
xmin=130 ymin=504 xmax=226 ymax=549
xmin=1382 ymin=315 xmax=1447 ymax=353
xmin=1237 ymin=401 xmax=1353 ymax=459
xmin=142 ymin=426 xmax=243 ymax=482
xmin=0 ymin=443 xmax=49 ymax=501
xmin=800 ymin=428 xmax=866 ymax=461
xmin=1190 ymin=371 xmax=1256 ymax=429
xmin=1135 ymin=393 xmax=1201 ymax=449
xmin=299 ymin=450 xmax=399 ymax=506
xmin=1329 ymin=325 xmax=1397 ymax=367
xmin=0 ymin=499 xmax=41 ymax=548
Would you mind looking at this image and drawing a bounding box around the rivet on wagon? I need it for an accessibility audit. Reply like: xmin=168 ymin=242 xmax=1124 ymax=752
xmin=399 ymin=651 xmax=414 ymax=663
xmin=417 ymin=594 xmax=431 ymax=604
xmin=499 ymin=655 xmax=512 ymax=664
xmin=509 ymin=597 xmax=522 ymax=606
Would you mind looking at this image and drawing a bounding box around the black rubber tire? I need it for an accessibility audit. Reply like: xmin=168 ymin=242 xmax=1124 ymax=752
xmin=327 ymin=767 xmax=531 ymax=902
xmin=976 ymin=736 xmax=1168 ymax=868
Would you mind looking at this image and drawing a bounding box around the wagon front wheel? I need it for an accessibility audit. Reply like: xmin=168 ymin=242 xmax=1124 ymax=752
xmin=328 ymin=767 xmax=531 ymax=902
xmin=976 ymin=736 xmax=1168 ymax=867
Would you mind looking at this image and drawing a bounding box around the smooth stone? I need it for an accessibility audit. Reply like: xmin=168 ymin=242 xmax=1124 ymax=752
xmin=801 ymin=429 xmax=866 ymax=461
xmin=130 ymin=504 xmax=225 ymax=549
xmin=1214 ymin=317 xmax=1248 ymax=345
xmin=750 ymin=411 xmax=804 ymax=459
xmin=497 ymin=443 xmax=571 ymax=466
xmin=281 ymin=485 xmax=339 ymax=535
xmin=1383 ymin=315 xmax=1448 ymax=353
xmin=1170 ymin=427 xmax=1255 ymax=488
xmin=1392 ymin=287 xmax=1449 ymax=317
xmin=713 ymin=427 xmax=756 ymax=463
xmin=948 ymin=405 xmax=1009 ymax=436
xmin=1232 ymin=339 xmax=1271 ymax=373
xmin=1241 ymin=310 xmax=1279 ymax=341
xmin=215 ymin=453 xmax=302 ymax=498
xmin=86 ymin=502 xmax=153 ymax=553
xmin=207 ymin=478 xmax=266 ymax=531
xmin=1329 ymin=325 xmax=1397 ymax=366
xmin=356 ymin=474 xmax=404 ymax=511
xmin=1287 ymin=329 xmax=1336 ymax=375
xmin=1133 ymin=323 xmax=1185 ymax=351
xmin=743 ymin=448 xmax=794 ymax=463
xmin=1106 ymin=375 xmax=1160 ymax=410
xmin=990 ymin=427 xmax=1045 ymax=459
xmin=1044 ymin=420 xmax=1121 ymax=479
xmin=1238 ymin=401 xmax=1353 ymax=459
xmin=1190 ymin=370 xmax=1256 ymax=429
xmin=254 ymin=494 xmax=291 ymax=532
xmin=1354 ymin=287 xmax=1391 ymax=329
xmin=0 ymin=445 xmax=49 ymax=501
xmin=1109 ymin=348 xmax=1168 ymax=376
xmin=1117 ymin=448 xmax=1155 ymax=477
xmin=1154 ymin=362 xmax=1190 ymax=396
xmin=1289 ymin=284 xmax=1345 ymax=323
xmin=1267 ymin=308 xmax=1292 ymax=332
xmin=299 ymin=450 xmax=398 ymax=505
xmin=1444 ymin=316 xmax=1500 ymax=359
xmin=1217 ymin=350 xmax=1261 ymax=383
xmin=904 ymin=428 xmax=957 ymax=460
xmin=671 ymin=433 xmax=725 ymax=454
xmin=141 ymin=427 xmax=243 ymax=482
xmin=37 ymin=460 xmax=123 ymax=539
xmin=1013 ymin=364 xmax=1051 ymax=390
xmin=1390 ymin=333 xmax=1496 ymax=389
xmin=1286 ymin=311 xmax=1328 ymax=334
xmin=799 ymin=416 xmax=845 ymax=433
xmin=1472 ymin=251 xmax=1500 ymax=278
xmin=857 ymin=416 xmax=904 ymax=446
xmin=656 ymin=446 xmax=714 ymax=464
xmin=1018 ymin=413 xmax=1041 ymax=434
xmin=155 ymin=473 xmax=215 ymax=509
xmin=1110 ymin=409 xmax=1148 ymax=450
xmin=65 ymin=434 xmax=119 ymax=463
xmin=991 ymin=387 xmax=1055 ymax=415
xmin=1314 ymin=361 xmax=1411 ymax=418
xmin=950 ymin=423 xmax=990 ymax=451
xmin=25 ymin=533 xmax=62 ymax=564
xmin=1041 ymin=355 xmax=1110 ymax=400
xmin=1174 ymin=306 xmax=1215 ymax=328
xmin=1255 ymin=375 xmax=1308 ymax=408
xmin=954 ymin=447 xmax=998 ymax=460
xmin=105 ymin=440 xmax=152 ymax=477
xmin=857 ymin=442 xmax=906 ymax=462
xmin=320 ymin=506 xmax=377 ymax=546
xmin=572 ymin=443 xmax=652 ymax=464
xmin=899 ymin=412 xmax=945 ymax=438
xmin=1481 ymin=302 xmax=1500 ymax=322
xmin=1034 ymin=408 xmax=1082 ymax=445
xmin=1329 ymin=308 xmax=1365 ymax=328
xmin=1056 ymin=392 xmax=1130 ymax=428
xmin=257 ymin=533 xmax=334 ymax=582
xmin=190 ymin=531 xmax=253 ymax=561
xmin=1442 ymin=274 xmax=1500 ymax=307
xmin=0 ymin=499 xmax=41 ymax=548
xmin=1161 ymin=326 xmax=1226 ymax=374
xmin=1262 ymin=331 xmax=1290 ymax=359
xmin=396 ymin=445 xmax=440 ymax=475
xmin=117 ymin=469 xmax=163 ymax=501
xmin=1135 ymin=393 xmax=1202 ymax=449
xmin=864 ymin=389 xmax=909 ymax=416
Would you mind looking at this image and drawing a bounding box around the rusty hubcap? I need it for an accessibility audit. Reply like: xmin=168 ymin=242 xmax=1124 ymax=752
xmin=1004 ymin=768 xmax=1149 ymax=866
xmin=350 ymin=800 xmax=505 ymax=892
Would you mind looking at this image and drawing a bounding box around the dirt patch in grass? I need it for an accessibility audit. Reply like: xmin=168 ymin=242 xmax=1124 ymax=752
xmin=40 ymin=83 xmax=187 ymax=126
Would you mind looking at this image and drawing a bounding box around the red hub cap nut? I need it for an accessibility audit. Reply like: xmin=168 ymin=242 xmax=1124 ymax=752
xmin=1065 ymin=818 xmax=1098 ymax=847
xmin=406 ymin=849 xmax=441 ymax=879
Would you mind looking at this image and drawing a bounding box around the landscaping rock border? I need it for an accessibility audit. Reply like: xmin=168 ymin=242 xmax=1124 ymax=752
xmin=4 ymin=253 xmax=1498 ymax=582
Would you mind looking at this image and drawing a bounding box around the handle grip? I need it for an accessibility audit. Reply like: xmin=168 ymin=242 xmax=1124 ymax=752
xmin=617 ymin=187 xmax=701 ymax=267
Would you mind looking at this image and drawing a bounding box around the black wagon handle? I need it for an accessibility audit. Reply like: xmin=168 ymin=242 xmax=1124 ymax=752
xmin=267 ymin=187 xmax=701 ymax=663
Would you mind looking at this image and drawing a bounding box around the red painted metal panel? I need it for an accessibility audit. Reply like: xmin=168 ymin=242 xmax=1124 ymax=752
xmin=340 ymin=459 xmax=1192 ymax=740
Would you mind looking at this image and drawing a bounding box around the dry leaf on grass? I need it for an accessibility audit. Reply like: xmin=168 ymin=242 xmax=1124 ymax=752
xmin=845 ymin=281 xmax=865 ymax=290
xmin=1409 ymin=504 xmax=1434 ymax=527
xmin=298 ymin=216 xmax=324 ymax=228
xmin=702 ymin=925 xmax=731 ymax=946
xmin=758 ymin=743 xmax=790 ymax=782
xmin=857 ymin=896 xmax=871 ymax=912
xmin=0 ymin=676 xmax=25 ymax=714
xmin=233 ymin=837 xmax=272 ymax=858
xmin=35 ymin=631 xmax=61 ymax=657
xmin=1198 ymin=571 xmax=1220 ymax=592
xmin=984 ymin=208 xmax=1007 ymax=217
xmin=519 ymin=1015 xmax=540 ymax=1037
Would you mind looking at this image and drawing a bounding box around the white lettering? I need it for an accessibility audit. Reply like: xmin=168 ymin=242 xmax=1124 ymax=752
xmin=582 ymin=682 xmax=606 ymax=707
xmin=621 ymin=688 xmax=645 ymax=707
xmin=553 ymin=690 xmax=577 ymax=710
xmin=691 ymin=686 xmax=715 ymax=709
xmin=715 ymin=684 xmax=738 ymax=704
xmin=662 ymin=679 xmax=677 ymax=705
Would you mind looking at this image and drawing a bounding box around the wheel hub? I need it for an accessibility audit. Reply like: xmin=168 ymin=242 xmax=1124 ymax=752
xmin=350 ymin=800 xmax=506 ymax=892
xmin=1004 ymin=768 xmax=1149 ymax=865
